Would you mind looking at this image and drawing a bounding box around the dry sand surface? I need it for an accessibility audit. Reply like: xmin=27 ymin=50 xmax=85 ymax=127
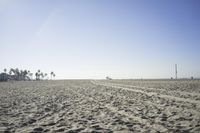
xmin=0 ymin=80 xmax=200 ymax=133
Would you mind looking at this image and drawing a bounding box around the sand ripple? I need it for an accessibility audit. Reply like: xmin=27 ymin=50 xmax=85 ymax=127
xmin=0 ymin=80 xmax=200 ymax=132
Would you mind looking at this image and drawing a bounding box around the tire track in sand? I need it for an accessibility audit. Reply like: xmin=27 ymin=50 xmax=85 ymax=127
xmin=100 ymin=82 xmax=200 ymax=98
xmin=91 ymin=80 xmax=200 ymax=105
xmin=71 ymin=87 xmax=168 ymax=132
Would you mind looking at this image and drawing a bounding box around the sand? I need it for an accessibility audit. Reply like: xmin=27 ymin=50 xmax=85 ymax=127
xmin=0 ymin=80 xmax=200 ymax=133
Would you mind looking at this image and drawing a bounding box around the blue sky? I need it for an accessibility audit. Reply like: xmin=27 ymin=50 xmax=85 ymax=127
xmin=0 ymin=0 xmax=200 ymax=79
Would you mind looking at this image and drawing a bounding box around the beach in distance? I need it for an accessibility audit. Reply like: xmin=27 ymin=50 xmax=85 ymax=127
xmin=0 ymin=79 xmax=200 ymax=133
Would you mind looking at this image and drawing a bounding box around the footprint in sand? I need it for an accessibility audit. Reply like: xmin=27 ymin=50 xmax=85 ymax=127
xmin=30 ymin=127 xmax=44 ymax=133
xmin=28 ymin=118 xmax=37 ymax=124
xmin=44 ymin=107 xmax=51 ymax=112
xmin=54 ymin=127 xmax=65 ymax=132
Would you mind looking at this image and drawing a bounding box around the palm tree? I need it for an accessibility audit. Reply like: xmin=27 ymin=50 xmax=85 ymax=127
xmin=3 ymin=68 xmax=7 ymax=73
xmin=50 ymin=71 xmax=54 ymax=80
xmin=27 ymin=70 xmax=31 ymax=80
xmin=23 ymin=70 xmax=28 ymax=80
xmin=35 ymin=72 xmax=39 ymax=80
xmin=1 ymin=68 xmax=55 ymax=81
xmin=37 ymin=70 xmax=41 ymax=80
xmin=9 ymin=68 xmax=12 ymax=75
xmin=53 ymin=73 xmax=56 ymax=79
xmin=9 ymin=68 xmax=15 ymax=80
xmin=15 ymin=68 xmax=20 ymax=80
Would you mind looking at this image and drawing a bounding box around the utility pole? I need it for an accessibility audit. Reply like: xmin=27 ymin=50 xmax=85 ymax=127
xmin=175 ymin=64 xmax=177 ymax=79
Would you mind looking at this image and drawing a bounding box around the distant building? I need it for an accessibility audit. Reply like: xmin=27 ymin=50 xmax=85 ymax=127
xmin=0 ymin=73 xmax=8 ymax=82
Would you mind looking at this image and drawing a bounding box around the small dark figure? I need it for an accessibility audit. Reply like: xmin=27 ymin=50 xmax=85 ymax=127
xmin=106 ymin=76 xmax=112 ymax=80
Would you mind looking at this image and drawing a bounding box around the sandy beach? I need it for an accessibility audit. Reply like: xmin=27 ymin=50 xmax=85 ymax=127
xmin=0 ymin=80 xmax=200 ymax=133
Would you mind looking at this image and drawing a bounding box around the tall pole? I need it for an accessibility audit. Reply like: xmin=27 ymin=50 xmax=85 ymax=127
xmin=175 ymin=64 xmax=177 ymax=79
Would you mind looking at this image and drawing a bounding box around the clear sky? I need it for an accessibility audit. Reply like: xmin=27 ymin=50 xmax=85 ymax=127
xmin=1 ymin=0 xmax=200 ymax=79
